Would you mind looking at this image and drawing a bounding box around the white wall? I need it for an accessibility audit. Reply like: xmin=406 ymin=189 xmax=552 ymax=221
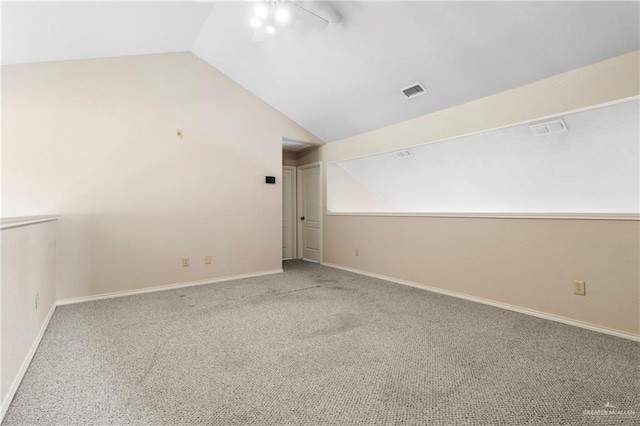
xmin=1 ymin=219 xmax=57 ymax=418
xmin=330 ymin=99 xmax=640 ymax=214
xmin=326 ymin=162 xmax=395 ymax=213
xmin=2 ymin=52 xmax=321 ymax=300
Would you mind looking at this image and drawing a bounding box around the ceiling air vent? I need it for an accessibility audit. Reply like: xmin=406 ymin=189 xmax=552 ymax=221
xmin=529 ymin=119 xmax=568 ymax=136
xmin=394 ymin=149 xmax=413 ymax=159
xmin=400 ymin=83 xmax=427 ymax=99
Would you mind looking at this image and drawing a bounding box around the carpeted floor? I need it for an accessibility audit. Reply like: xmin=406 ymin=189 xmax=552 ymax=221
xmin=4 ymin=261 xmax=639 ymax=425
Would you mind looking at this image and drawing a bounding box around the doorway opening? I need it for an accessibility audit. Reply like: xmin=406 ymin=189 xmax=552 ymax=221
xmin=282 ymin=161 xmax=322 ymax=263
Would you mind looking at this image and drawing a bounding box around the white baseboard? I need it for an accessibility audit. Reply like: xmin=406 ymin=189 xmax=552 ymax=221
xmin=1 ymin=303 xmax=57 ymax=423
xmin=321 ymin=262 xmax=640 ymax=342
xmin=56 ymin=269 xmax=283 ymax=306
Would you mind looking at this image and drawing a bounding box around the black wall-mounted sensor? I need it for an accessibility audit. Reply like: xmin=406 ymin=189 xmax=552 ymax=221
xmin=265 ymin=176 xmax=276 ymax=184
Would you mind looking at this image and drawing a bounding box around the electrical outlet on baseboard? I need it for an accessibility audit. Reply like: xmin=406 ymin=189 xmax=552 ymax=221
xmin=182 ymin=257 xmax=190 ymax=267
xmin=355 ymin=248 xmax=359 ymax=256
xmin=574 ymin=280 xmax=586 ymax=296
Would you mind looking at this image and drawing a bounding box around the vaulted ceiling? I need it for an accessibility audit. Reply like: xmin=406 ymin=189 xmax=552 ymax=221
xmin=3 ymin=1 xmax=639 ymax=143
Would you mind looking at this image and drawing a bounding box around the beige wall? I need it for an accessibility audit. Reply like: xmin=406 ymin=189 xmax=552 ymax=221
xmin=319 ymin=51 xmax=640 ymax=337
xmin=297 ymin=146 xmax=321 ymax=166
xmin=326 ymin=163 xmax=395 ymax=212
xmin=2 ymin=52 xmax=320 ymax=300
xmin=283 ymin=147 xmax=322 ymax=168
xmin=324 ymin=216 xmax=639 ymax=335
xmin=282 ymin=150 xmax=298 ymax=167
xmin=1 ymin=220 xmax=57 ymax=415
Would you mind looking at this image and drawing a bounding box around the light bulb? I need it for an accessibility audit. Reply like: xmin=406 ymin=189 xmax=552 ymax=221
xmin=254 ymin=3 xmax=268 ymax=19
xmin=249 ymin=17 xmax=262 ymax=28
xmin=275 ymin=7 xmax=290 ymax=24
xmin=266 ymin=25 xmax=276 ymax=34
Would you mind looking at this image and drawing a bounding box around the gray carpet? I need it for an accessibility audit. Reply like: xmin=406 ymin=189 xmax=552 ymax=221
xmin=4 ymin=261 xmax=639 ymax=425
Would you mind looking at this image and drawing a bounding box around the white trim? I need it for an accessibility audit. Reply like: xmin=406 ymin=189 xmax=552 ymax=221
xmin=0 ymin=303 xmax=57 ymax=423
xmin=321 ymin=262 xmax=640 ymax=342
xmin=298 ymin=161 xmax=322 ymax=168
xmin=325 ymin=212 xmax=640 ymax=221
xmin=319 ymin=162 xmax=324 ymax=264
xmin=327 ymin=95 xmax=640 ymax=163
xmin=283 ymin=166 xmax=297 ymax=261
xmin=1 ymin=216 xmax=58 ymax=230
xmin=56 ymin=269 xmax=283 ymax=306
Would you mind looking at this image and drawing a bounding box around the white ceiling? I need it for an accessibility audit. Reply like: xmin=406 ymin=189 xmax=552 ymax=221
xmin=3 ymin=2 xmax=639 ymax=143
xmin=1 ymin=2 xmax=214 ymax=65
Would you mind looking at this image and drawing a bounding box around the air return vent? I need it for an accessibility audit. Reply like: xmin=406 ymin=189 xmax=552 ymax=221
xmin=529 ymin=119 xmax=568 ymax=136
xmin=400 ymin=83 xmax=427 ymax=99
xmin=394 ymin=149 xmax=413 ymax=158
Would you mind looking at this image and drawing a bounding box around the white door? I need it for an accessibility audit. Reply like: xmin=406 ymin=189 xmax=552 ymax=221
xmin=282 ymin=167 xmax=296 ymax=260
xmin=298 ymin=163 xmax=321 ymax=262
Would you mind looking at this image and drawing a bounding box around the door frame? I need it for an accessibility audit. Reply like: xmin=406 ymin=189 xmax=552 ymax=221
xmin=282 ymin=166 xmax=297 ymax=260
xmin=297 ymin=162 xmax=323 ymax=262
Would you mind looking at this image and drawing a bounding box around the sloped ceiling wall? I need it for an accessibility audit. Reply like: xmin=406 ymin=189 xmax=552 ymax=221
xmin=3 ymin=1 xmax=640 ymax=142
xmin=191 ymin=1 xmax=640 ymax=142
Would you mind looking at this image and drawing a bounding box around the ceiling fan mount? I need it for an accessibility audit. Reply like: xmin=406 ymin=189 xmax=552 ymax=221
xmin=249 ymin=0 xmax=338 ymax=41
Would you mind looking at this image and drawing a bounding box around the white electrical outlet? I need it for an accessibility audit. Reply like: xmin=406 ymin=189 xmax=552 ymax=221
xmin=182 ymin=257 xmax=190 ymax=267
xmin=205 ymin=256 xmax=212 ymax=265
xmin=355 ymin=248 xmax=359 ymax=256
xmin=574 ymin=280 xmax=586 ymax=296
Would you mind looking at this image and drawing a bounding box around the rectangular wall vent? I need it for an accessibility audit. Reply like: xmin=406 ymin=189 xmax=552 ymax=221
xmin=529 ymin=119 xmax=568 ymax=136
xmin=394 ymin=149 xmax=413 ymax=158
xmin=400 ymin=83 xmax=427 ymax=99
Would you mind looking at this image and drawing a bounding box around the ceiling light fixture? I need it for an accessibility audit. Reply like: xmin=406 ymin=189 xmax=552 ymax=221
xmin=275 ymin=7 xmax=290 ymax=24
xmin=250 ymin=17 xmax=262 ymax=28
xmin=254 ymin=3 xmax=269 ymax=18
xmin=249 ymin=0 xmax=291 ymax=34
